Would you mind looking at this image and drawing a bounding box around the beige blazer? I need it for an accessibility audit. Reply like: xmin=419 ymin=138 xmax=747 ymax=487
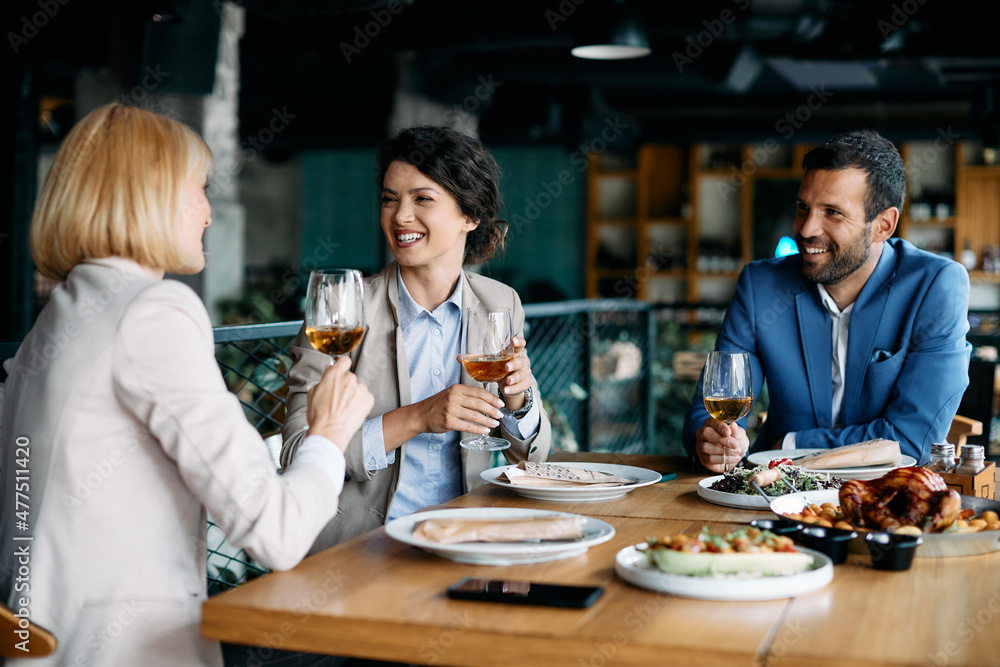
xmin=282 ymin=263 xmax=551 ymax=552
xmin=0 ymin=258 xmax=342 ymax=667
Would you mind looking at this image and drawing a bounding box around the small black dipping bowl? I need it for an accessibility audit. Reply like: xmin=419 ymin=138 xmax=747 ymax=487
xmin=795 ymin=526 xmax=858 ymax=565
xmin=864 ymin=532 xmax=923 ymax=571
xmin=749 ymin=518 xmax=804 ymax=537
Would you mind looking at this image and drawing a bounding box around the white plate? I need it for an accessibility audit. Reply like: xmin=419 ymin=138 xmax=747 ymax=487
xmin=385 ymin=508 xmax=615 ymax=565
xmin=769 ymin=490 xmax=1000 ymax=558
xmin=614 ymin=544 xmax=833 ymax=601
xmin=696 ymin=476 xmax=772 ymax=510
xmin=747 ymin=449 xmax=917 ymax=481
xmin=480 ymin=462 xmax=663 ymax=502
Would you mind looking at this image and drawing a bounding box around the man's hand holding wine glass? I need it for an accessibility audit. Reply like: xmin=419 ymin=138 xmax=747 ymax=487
xmin=696 ymin=351 xmax=753 ymax=474
xmin=695 ymin=417 xmax=751 ymax=474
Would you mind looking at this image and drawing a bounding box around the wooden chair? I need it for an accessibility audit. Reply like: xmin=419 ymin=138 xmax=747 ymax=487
xmin=1 ymin=603 xmax=57 ymax=658
xmin=946 ymin=415 xmax=983 ymax=449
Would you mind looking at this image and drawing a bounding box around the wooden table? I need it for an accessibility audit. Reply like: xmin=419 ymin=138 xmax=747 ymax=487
xmin=202 ymin=454 xmax=1000 ymax=666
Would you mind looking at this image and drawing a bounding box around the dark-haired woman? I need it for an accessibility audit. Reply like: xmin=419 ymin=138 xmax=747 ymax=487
xmin=281 ymin=126 xmax=551 ymax=552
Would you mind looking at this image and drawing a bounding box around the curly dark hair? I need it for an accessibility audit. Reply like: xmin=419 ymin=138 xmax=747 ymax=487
xmin=377 ymin=126 xmax=506 ymax=266
xmin=802 ymin=129 xmax=906 ymax=224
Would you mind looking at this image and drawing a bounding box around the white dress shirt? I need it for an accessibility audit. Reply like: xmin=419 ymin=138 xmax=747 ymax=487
xmin=781 ymin=284 xmax=854 ymax=450
xmin=361 ymin=269 xmax=539 ymax=520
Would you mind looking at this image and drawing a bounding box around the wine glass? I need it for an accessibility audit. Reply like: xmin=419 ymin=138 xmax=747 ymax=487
xmin=304 ymin=269 xmax=366 ymax=364
xmin=459 ymin=306 xmax=514 ymax=451
xmin=702 ymin=351 xmax=753 ymax=473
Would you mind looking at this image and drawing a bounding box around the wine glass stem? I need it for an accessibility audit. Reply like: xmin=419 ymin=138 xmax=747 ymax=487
xmin=723 ymin=421 xmax=730 ymax=473
xmin=481 ymin=382 xmax=491 ymax=444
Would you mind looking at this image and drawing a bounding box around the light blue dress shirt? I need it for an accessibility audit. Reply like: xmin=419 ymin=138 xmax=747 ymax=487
xmin=362 ymin=268 xmax=539 ymax=521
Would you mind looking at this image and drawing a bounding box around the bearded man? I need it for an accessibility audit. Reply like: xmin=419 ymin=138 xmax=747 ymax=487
xmin=684 ymin=129 xmax=971 ymax=471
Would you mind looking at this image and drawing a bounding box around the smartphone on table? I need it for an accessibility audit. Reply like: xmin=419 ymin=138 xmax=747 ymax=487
xmin=447 ymin=577 xmax=604 ymax=609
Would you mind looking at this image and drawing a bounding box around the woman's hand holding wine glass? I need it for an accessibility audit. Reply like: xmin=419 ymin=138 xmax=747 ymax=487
xmin=305 ymin=269 xmax=367 ymax=364
xmin=458 ymin=306 xmax=514 ymax=451
xmin=701 ymin=351 xmax=753 ymax=473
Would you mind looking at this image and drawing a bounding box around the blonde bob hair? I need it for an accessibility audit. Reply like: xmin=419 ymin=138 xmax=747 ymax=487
xmin=30 ymin=103 xmax=213 ymax=281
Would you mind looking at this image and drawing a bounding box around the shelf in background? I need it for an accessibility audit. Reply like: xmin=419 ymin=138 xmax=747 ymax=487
xmin=904 ymin=217 xmax=956 ymax=229
xmin=648 ymin=217 xmax=689 ymax=226
xmin=969 ymin=271 xmax=1000 ymax=283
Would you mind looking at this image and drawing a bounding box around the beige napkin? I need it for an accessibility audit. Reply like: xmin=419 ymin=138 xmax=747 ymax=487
xmin=497 ymin=462 xmax=633 ymax=488
xmin=412 ymin=516 xmax=585 ymax=544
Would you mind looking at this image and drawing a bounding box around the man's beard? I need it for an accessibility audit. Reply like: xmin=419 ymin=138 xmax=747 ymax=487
xmin=797 ymin=224 xmax=872 ymax=285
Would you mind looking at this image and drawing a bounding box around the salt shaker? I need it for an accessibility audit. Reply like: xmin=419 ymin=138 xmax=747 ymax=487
xmin=955 ymin=444 xmax=986 ymax=476
xmin=924 ymin=443 xmax=957 ymax=473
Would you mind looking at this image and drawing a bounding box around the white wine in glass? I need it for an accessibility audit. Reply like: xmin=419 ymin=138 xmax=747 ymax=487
xmin=459 ymin=307 xmax=514 ymax=451
xmin=702 ymin=351 xmax=753 ymax=473
xmin=304 ymin=269 xmax=366 ymax=362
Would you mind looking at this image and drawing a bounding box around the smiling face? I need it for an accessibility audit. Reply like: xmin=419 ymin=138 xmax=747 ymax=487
xmin=793 ymin=167 xmax=876 ymax=287
xmin=176 ymin=169 xmax=212 ymax=273
xmin=380 ymin=160 xmax=477 ymax=276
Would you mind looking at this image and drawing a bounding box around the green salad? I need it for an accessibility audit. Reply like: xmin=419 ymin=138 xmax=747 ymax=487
xmin=708 ymin=463 xmax=843 ymax=496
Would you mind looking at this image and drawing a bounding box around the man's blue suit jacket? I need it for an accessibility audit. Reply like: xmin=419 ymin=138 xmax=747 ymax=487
xmin=683 ymin=238 xmax=971 ymax=465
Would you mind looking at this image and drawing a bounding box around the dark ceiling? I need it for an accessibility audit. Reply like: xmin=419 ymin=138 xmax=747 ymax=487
xmin=7 ymin=0 xmax=1000 ymax=156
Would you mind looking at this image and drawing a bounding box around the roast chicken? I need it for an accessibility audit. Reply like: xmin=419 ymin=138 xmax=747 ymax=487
xmin=839 ymin=467 xmax=962 ymax=532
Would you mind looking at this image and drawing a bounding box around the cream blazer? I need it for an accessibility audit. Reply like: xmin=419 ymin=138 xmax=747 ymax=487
xmin=0 ymin=258 xmax=342 ymax=667
xmin=282 ymin=263 xmax=552 ymax=552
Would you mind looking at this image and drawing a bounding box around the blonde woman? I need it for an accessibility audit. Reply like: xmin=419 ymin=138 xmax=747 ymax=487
xmin=0 ymin=104 xmax=372 ymax=667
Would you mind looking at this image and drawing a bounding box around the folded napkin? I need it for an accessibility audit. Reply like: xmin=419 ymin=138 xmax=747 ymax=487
xmin=497 ymin=462 xmax=633 ymax=488
xmin=412 ymin=516 xmax=585 ymax=544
